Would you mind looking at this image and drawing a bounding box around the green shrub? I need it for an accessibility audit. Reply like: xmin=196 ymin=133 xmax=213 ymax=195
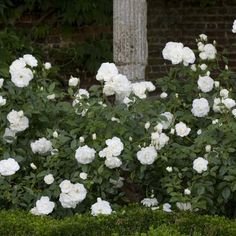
xmin=0 ymin=207 xmax=235 ymax=236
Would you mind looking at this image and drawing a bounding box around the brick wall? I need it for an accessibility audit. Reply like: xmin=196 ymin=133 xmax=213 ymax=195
xmin=147 ymin=0 xmax=236 ymax=80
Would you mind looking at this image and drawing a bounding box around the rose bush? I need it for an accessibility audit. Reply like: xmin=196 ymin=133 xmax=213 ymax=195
xmin=1 ymin=23 xmax=236 ymax=218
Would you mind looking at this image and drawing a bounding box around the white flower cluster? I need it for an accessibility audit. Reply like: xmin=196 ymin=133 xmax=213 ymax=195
xmin=0 ymin=158 xmax=20 ymax=176
xmin=5 ymin=110 xmax=29 ymax=140
xmin=30 ymin=196 xmax=55 ymax=215
xmin=9 ymin=55 xmax=37 ymax=87
xmin=132 ymin=81 xmax=156 ymax=99
xmin=198 ymin=41 xmax=217 ymax=60
xmin=213 ymin=89 xmax=236 ymax=113
xmin=137 ymin=146 xmax=157 ymax=165
xmin=91 ymin=198 xmax=112 ymax=216
xmin=162 ymin=42 xmax=195 ymax=66
xmin=151 ymin=131 xmax=169 ymax=150
xmin=96 ymin=63 xmax=155 ymax=102
xmin=75 ymin=145 xmax=96 ymax=164
xmin=59 ymin=180 xmax=87 ymax=208
xmin=31 ymin=137 xmax=53 ymax=155
xmin=99 ymin=137 xmax=124 ymax=169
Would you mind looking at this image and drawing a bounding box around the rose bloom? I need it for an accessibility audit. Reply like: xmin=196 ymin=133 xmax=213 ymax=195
xmin=91 ymin=198 xmax=112 ymax=216
xmin=193 ymin=157 xmax=208 ymax=173
xmin=175 ymin=122 xmax=191 ymax=137
xmin=191 ymin=98 xmax=210 ymax=117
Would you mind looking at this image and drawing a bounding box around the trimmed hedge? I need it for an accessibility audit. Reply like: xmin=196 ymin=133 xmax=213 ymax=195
xmin=0 ymin=206 xmax=236 ymax=236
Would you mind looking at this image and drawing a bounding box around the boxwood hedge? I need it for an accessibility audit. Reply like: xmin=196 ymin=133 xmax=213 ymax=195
xmin=0 ymin=206 xmax=235 ymax=236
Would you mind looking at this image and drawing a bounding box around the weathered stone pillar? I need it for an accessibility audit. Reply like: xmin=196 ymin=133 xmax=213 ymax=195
xmin=113 ymin=0 xmax=148 ymax=80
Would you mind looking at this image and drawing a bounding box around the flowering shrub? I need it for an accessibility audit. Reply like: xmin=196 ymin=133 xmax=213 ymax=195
xmin=1 ymin=24 xmax=236 ymax=218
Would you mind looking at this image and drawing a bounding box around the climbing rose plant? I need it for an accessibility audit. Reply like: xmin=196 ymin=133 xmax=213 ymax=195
xmin=1 ymin=22 xmax=236 ymax=217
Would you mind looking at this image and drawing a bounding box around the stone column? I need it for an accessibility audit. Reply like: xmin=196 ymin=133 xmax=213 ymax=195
xmin=113 ymin=0 xmax=147 ymax=81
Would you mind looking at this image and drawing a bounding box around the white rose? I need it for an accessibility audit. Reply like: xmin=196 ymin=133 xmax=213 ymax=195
xmin=166 ymin=166 xmax=173 ymax=172
xmin=199 ymin=64 xmax=207 ymax=70
xmin=96 ymin=62 xmax=118 ymax=82
xmin=198 ymin=42 xmax=204 ymax=51
xmin=232 ymin=108 xmax=236 ymax=118
xmin=222 ymin=98 xmax=236 ymax=110
xmin=44 ymin=174 xmax=54 ymax=185
xmin=105 ymin=137 xmax=124 ymax=157
xmin=175 ymin=122 xmax=191 ymax=137
xmin=220 ymin=89 xmax=229 ymax=98
xmin=132 ymin=81 xmax=155 ymax=99
xmin=182 ymin=46 xmax=196 ymax=66
xmin=0 ymin=158 xmax=20 ymax=176
xmin=193 ymin=157 xmax=208 ymax=173
xmin=205 ymin=145 xmax=211 ymax=152
xmin=197 ymin=129 xmax=202 ymax=135
xmin=34 ymin=196 xmax=55 ymax=215
xmin=151 ymin=132 xmax=169 ymax=150
xmin=69 ymin=76 xmax=79 ymax=87
xmin=79 ymin=136 xmax=85 ymax=143
xmin=59 ymin=180 xmax=73 ymax=193
xmin=23 ymin=54 xmax=38 ymax=67
xmin=191 ymin=98 xmax=210 ymax=117
xmin=75 ymin=145 xmax=96 ymax=164
xmin=53 ymin=131 xmax=58 ymax=138
xmin=197 ymin=75 xmax=214 ymax=93
xmin=160 ymin=92 xmax=168 ymax=99
xmin=10 ymin=66 xmax=34 ymax=87
xmin=137 ymin=146 xmax=157 ymax=165
xmin=105 ymin=157 xmax=122 ymax=169
xmin=154 ymin=123 xmax=163 ymax=133
xmin=31 ymin=137 xmax=53 ymax=154
xmin=91 ymin=198 xmax=112 ymax=216
xmin=162 ymin=42 xmax=184 ymax=64
xmin=44 ymin=62 xmax=51 ymax=70
xmin=199 ymin=34 xmax=208 ymax=41
xmin=184 ymin=189 xmax=191 ymax=195
xmin=80 ymin=172 xmax=88 ymax=180
xmin=7 ymin=110 xmax=29 ymax=132
xmin=214 ymin=81 xmax=220 ymax=88
xmin=163 ymin=203 xmax=172 ymax=212
xmin=200 ymin=44 xmax=217 ymax=60
xmin=213 ymin=97 xmax=222 ymax=113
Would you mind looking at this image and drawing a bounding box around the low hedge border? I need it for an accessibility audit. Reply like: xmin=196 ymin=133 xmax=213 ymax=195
xmin=0 ymin=206 xmax=236 ymax=236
